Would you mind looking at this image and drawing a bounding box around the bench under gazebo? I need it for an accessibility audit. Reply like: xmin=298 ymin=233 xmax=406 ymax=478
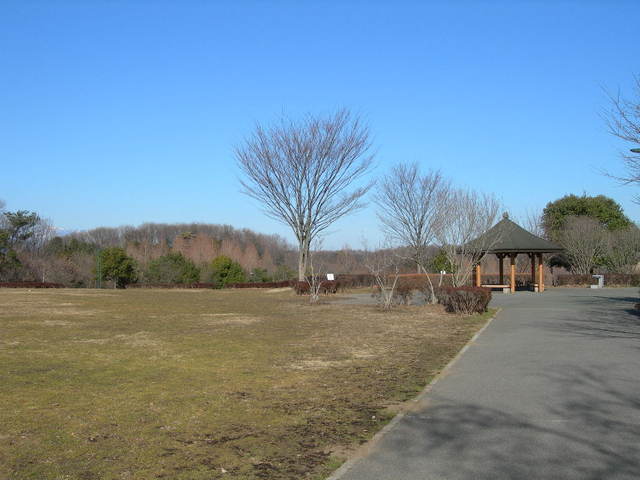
xmin=467 ymin=213 xmax=563 ymax=293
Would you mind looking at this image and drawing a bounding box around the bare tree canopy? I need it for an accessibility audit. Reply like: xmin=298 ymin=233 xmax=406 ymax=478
xmin=521 ymin=209 xmax=544 ymax=238
xmin=557 ymin=216 xmax=608 ymax=275
xmin=605 ymin=76 xmax=640 ymax=202
xmin=375 ymin=164 xmax=449 ymax=268
xmin=605 ymin=226 xmax=640 ymax=274
xmin=374 ymin=163 xmax=449 ymax=302
xmin=436 ymin=189 xmax=501 ymax=286
xmin=236 ymin=109 xmax=375 ymax=280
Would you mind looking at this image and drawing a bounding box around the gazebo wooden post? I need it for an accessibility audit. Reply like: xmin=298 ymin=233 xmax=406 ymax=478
xmin=537 ymin=253 xmax=544 ymax=292
xmin=497 ymin=254 xmax=504 ymax=285
xmin=475 ymin=262 xmax=482 ymax=287
xmin=509 ymin=254 xmax=517 ymax=293
xmin=529 ymin=253 xmax=536 ymax=290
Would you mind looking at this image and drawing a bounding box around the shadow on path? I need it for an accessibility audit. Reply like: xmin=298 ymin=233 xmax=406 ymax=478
xmin=385 ymin=365 xmax=640 ymax=479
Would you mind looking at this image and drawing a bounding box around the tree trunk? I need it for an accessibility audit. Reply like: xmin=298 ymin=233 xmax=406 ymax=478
xmin=298 ymin=243 xmax=308 ymax=281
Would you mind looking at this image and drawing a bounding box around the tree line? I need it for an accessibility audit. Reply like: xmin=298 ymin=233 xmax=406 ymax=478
xmin=0 ymin=207 xmax=299 ymax=286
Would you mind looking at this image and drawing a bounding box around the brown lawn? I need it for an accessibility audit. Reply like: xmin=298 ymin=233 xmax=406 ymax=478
xmin=0 ymin=288 xmax=491 ymax=480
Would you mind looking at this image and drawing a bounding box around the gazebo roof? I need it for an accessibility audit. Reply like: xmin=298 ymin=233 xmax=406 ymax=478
xmin=466 ymin=213 xmax=563 ymax=254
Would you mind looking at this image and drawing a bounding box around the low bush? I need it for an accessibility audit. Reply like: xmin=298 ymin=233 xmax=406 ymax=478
xmin=394 ymin=274 xmax=454 ymax=304
xmin=0 ymin=281 xmax=64 ymax=288
xmin=145 ymin=253 xmax=200 ymax=285
xmin=435 ymin=286 xmax=491 ymax=315
xmin=294 ymin=280 xmax=339 ymax=295
xmin=209 ymin=256 xmax=246 ymax=287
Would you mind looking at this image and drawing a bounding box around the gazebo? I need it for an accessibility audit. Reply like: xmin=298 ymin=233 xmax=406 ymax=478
xmin=467 ymin=213 xmax=563 ymax=293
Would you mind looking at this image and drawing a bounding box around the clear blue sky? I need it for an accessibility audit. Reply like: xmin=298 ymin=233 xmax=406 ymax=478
xmin=1 ymin=0 xmax=638 ymax=249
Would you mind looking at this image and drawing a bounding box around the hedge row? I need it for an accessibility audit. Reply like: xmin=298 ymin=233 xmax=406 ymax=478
xmin=480 ymin=273 xmax=536 ymax=287
xmin=227 ymin=281 xmax=293 ymax=289
xmin=336 ymin=273 xmax=455 ymax=290
xmin=334 ymin=274 xmax=375 ymax=288
xmin=0 ymin=282 xmax=64 ymax=288
xmin=436 ymin=286 xmax=492 ymax=314
xmin=128 ymin=283 xmax=217 ymax=289
xmin=555 ymin=274 xmax=640 ymax=287
xmin=294 ymin=281 xmax=339 ymax=295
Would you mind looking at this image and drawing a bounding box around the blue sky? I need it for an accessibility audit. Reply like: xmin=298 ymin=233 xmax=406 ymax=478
xmin=1 ymin=0 xmax=638 ymax=249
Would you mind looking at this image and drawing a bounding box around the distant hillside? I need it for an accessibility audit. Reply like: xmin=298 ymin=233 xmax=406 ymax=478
xmin=65 ymin=222 xmax=296 ymax=272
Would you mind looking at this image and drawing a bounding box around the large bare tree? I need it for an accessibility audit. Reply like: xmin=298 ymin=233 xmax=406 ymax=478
xmin=605 ymin=226 xmax=640 ymax=274
xmin=558 ymin=216 xmax=608 ymax=275
xmin=374 ymin=163 xmax=449 ymax=302
xmin=236 ymin=109 xmax=375 ymax=280
xmin=436 ymin=189 xmax=501 ymax=287
xmin=605 ymin=76 xmax=640 ymax=202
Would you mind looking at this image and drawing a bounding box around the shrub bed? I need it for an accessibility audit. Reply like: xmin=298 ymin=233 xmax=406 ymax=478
xmin=435 ymin=286 xmax=492 ymax=314
xmin=0 ymin=282 xmax=64 ymax=288
xmin=393 ymin=274 xmax=454 ymax=304
xmin=294 ymin=280 xmax=340 ymax=295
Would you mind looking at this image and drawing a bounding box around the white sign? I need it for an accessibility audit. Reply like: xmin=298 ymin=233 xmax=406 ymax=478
xmin=326 ymin=273 xmax=335 ymax=281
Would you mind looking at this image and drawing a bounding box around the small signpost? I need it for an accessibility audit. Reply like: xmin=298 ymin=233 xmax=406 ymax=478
xmin=326 ymin=273 xmax=335 ymax=281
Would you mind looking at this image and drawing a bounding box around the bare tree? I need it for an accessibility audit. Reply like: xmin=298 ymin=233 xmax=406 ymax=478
xmin=604 ymin=226 xmax=640 ymax=274
xmin=305 ymin=247 xmax=325 ymax=305
xmin=374 ymin=163 xmax=449 ymax=302
xmin=521 ymin=209 xmax=545 ymax=237
xmin=557 ymin=216 xmax=608 ymax=275
xmin=362 ymin=244 xmax=401 ymax=310
xmin=236 ymin=109 xmax=375 ymax=280
xmin=436 ymin=189 xmax=501 ymax=287
xmin=604 ymin=76 xmax=640 ymax=202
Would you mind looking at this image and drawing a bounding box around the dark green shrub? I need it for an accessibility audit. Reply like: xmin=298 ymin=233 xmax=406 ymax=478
xmin=146 ymin=253 xmax=200 ymax=284
xmin=249 ymin=268 xmax=272 ymax=283
xmin=98 ymin=247 xmax=137 ymax=288
xmin=210 ymin=256 xmax=246 ymax=287
xmin=435 ymin=286 xmax=491 ymax=314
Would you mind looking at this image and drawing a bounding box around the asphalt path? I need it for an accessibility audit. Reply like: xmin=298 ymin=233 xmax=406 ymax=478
xmin=332 ymin=288 xmax=640 ymax=480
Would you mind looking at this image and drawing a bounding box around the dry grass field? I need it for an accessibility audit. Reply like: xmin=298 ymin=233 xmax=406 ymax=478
xmin=0 ymin=288 xmax=491 ymax=480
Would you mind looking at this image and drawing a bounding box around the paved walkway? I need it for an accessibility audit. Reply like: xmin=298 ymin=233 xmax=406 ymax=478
xmin=334 ymin=288 xmax=640 ymax=480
